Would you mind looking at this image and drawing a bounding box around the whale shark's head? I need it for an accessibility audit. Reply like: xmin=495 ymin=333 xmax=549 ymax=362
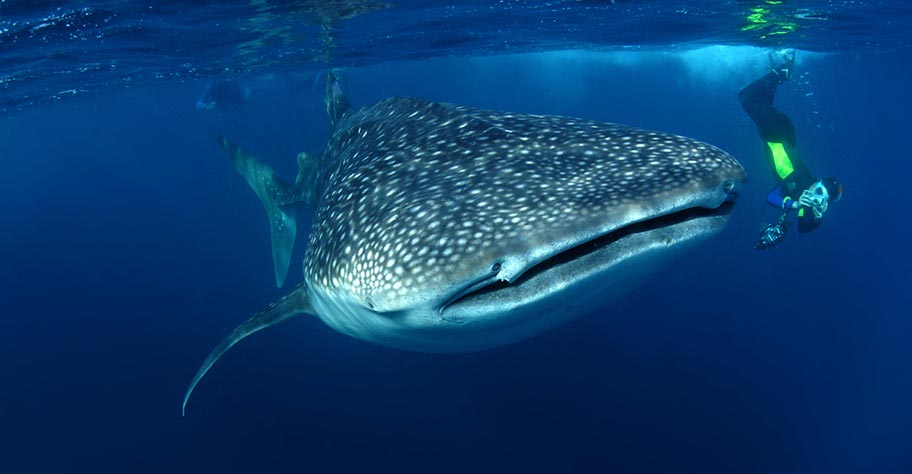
xmin=303 ymin=99 xmax=747 ymax=352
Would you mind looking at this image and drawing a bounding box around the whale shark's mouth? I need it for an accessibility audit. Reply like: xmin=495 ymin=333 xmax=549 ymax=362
xmin=440 ymin=201 xmax=735 ymax=313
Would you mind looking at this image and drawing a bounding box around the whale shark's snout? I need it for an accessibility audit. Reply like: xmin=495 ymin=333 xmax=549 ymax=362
xmin=441 ymin=179 xmax=742 ymax=310
xmin=426 ymin=172 xmax=744 ymax=352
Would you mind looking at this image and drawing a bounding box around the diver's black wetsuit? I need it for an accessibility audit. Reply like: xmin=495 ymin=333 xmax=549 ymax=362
xmin=739 ymin=72 xmax=821 ymax=233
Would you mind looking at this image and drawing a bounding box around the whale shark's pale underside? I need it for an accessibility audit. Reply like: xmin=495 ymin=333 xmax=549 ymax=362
xmin=182 ymin=73 xmax=746 ymax=415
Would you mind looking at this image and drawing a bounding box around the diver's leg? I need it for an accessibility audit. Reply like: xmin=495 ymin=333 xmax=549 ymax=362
xmin=739 ymin=72 xmax=781 ymax=110
xmin=738 ymin=72 xmax=796 ymax=147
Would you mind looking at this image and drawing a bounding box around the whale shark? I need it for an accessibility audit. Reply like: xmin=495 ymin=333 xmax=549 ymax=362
xmin=182 ymin=72 xmax=746 ymax=415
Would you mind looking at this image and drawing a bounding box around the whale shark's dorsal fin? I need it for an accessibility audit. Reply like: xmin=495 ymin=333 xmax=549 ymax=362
xmin=217 ymin=135 xmax=300 ymax=287
xmin=182 ymin=282 xmax=314 ymax=416
xmin=295 ymin=151 xmax=319 ymax=208
xmin=325 ymin=69 xmax=351 ymax=132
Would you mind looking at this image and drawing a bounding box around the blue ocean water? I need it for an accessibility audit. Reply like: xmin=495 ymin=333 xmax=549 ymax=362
xmin=1 ymin=2 xmax=911 ymax=473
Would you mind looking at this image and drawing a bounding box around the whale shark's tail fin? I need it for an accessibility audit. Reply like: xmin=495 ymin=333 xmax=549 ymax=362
xmin=182 ymin=282 xmax=314 ymax=416
xmin=325 ymin=68 xmax=351 ymax=131
xmin=217 ymin=135 xmax=298 ymax=287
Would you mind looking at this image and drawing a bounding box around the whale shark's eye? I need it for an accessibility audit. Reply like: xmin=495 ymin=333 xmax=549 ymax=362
xmin=491 ymin=262 xmax=501 ymax=273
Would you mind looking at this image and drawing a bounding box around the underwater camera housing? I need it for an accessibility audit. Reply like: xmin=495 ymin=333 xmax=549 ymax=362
xmin=755 ymin=219 xmax=789 ymax=250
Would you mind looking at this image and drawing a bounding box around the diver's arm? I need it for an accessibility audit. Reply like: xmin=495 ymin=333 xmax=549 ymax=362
xmin=767 ymin=186 xmax=797 ymax=210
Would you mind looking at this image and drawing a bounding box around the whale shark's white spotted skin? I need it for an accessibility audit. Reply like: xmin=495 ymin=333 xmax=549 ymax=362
xmin=182 ymin=83 xmax=746 ymax=415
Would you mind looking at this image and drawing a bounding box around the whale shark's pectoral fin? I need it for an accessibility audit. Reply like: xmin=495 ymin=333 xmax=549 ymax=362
xmin=217 ymin=135 xmax=298 ymax=287
xmin=182 ymin=282 xmax=314 ymax=416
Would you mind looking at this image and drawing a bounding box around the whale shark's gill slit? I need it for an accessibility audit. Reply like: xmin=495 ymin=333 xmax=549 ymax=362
xmin=438 ymin=265 xmax=503 ymax=314
xmin=443 ymin=202 xmax=735 ymax=309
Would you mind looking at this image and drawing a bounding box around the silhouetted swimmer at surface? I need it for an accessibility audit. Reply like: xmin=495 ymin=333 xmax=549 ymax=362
xmin=196 ymin=80 xmax=251 ymax=111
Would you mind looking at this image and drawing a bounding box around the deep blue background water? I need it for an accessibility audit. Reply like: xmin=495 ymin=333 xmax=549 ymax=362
xmin=1 ymin=47 xmax=910 ymax=473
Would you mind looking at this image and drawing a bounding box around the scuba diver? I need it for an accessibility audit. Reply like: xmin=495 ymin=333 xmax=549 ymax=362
xmin=739 ymin=49 xmax=843 ymax=250
xmin=196 ymin=80 xmax=251 ymax=111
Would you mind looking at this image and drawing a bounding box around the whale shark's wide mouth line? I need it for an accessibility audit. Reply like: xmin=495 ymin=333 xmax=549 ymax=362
xmin=441 ymin=201 xmax=735 ymax=312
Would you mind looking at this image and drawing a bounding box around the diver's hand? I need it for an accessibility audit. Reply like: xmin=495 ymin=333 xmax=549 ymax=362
xmin=799 ymin=189 xmax=827 ymax=218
